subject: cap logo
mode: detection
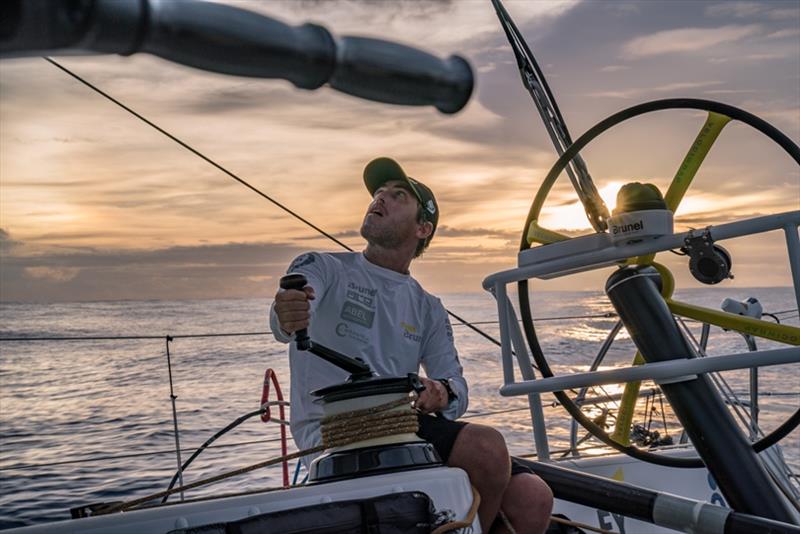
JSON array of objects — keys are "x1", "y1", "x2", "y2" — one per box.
[{"x1": 425, "y1": 200, "x2": 436, "y2": 214}]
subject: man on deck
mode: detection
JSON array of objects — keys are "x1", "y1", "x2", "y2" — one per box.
[{"x1": 270, "y1": 157, "x2": 553, "y2": 533}]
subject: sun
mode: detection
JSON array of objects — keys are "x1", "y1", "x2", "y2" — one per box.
[{"x1": 538, "y1": 181, "x2": 627, "y2": 232}]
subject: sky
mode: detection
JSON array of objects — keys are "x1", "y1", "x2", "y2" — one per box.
[{"x1": 1, "y1": 0, "x2": 799, "y2": 302}]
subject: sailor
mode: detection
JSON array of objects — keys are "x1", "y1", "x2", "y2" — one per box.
[{"x1": 270, "y1": 157, "x2": 553, "y2": 533}]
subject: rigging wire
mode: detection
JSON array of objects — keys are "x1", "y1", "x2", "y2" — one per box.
[
  {"x1": 0, "y1": 437, "x2": 288, "y2": 472},
  {"x1": 490, "y1": 0, "x2": 609, "y2": 231},
  {"x1": 43, "y1": 58, "x2": 351, "y2": 252},
  {"x1": 0, "y1": 312, "x2": 623, "y2": 343},
  {"x1": 0, "y1": 405, "x2": 550, "y2": 474},
  {"x1": 42, "y1": 57, "x2": 506, "y2": 352},
  {"x1": 161, "y1": 403, "x2": 289, "y2": 504},
  {"x1": 0, "y1": 332, "x2": 274, "y2": 342}
]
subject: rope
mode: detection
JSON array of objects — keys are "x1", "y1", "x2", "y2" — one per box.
[
  {"x1": 0, "y1": 332, "x2": 272, "y2": 342},
  {"x1": 0, "y1": 404, "x2": 534, "y2": 473},
  {"x1": 138, "y1": 483, "x2": 301, "y2": 508},
  {"x1": 0, "y1": 312, "x2": 618, "y2": 342},
  {"x1": 108, "y1": 445, "x2": 326, "y2": 514},
  {"x1": 7, "y1": 305, "x2": 793, "y2": 343},
  {"x1": 105, "y1": 397, "x2": 416, "y2": 514},
  {"x1": 550, "y1": 515, "x2": 615, "y2": 534},
  {"x1": 446, "y1": 308, "x2": 506, "y2": 349},
  {"x1": 496, "y1": 510, "x2": 517, "y2": 533},
  {"x1": 162, "y1": 401, "x2": 290, "y2": 504},
  {"x1": 44, "y1": 57, "x2": 352, "y2": 252},
  {"x1": 321, "y1": 412, "x2": 418, "y2": 444},
  {"x1": 0, "y1": 436, "x2": 288, "y2": 472},
  {"x1": 435, "y1": 502, "x2": 616, "y2": 534},
  {"x1": 430, "y1": 485, "x2": 481, "y2": 533},
  {"x1": 414, "y1": 310, "x2": 617, "y2": 355},
  {"x1": 320, "y1": 397, "x2": 417, "y2": 443}
]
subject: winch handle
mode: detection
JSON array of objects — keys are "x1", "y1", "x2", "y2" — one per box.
[
  {"x1": 330, "y1": 37, "x2": 473, "y2": 114},
  {"x1": 0, "y1": 0, "x2": 473, "y2": 114},
  {"x1": 279, "y1": 273, "x2": 374, "y2": 378},
  {"x1": 279, "y1": 273, "x2": 312, "y2": 351}
]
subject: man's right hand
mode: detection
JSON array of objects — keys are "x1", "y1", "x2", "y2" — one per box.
[{"x1": 274, "y1": 286, "x2": 316, "y2": 335}]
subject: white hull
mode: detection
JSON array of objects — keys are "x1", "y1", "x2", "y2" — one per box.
[{"x1": 9, "y1": 467, "x2": 479, "y2": 534}]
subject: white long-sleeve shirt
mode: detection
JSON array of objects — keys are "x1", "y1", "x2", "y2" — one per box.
[{"x1": 270, "y1": 251, "x2": 468, "y2": 454}]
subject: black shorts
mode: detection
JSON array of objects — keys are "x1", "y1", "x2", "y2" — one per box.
[{"x1": 416, "y1": 414, "x2": 534, "y2": 477}]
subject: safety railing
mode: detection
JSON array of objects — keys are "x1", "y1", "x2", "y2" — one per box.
[{"x1": 483, "y1": 211, "x2": 800, "y2": 454}]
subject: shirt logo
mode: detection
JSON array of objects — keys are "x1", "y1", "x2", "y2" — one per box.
[
  {"x1": 347, "y1": 288, "x2": 374, "y2": 307},
  {"x1": 336, "y1": 323, "x2": 348, "y2": 337},
  {"x1": 401, "y1": 321, "x2": 422, "y2": 343},
  {"x1": 341, "y1": 301, "x2": 375, "y2": 328},
  {"x1": 287, "y1": 253, "x2": 315, "y2": 273},
  {"x1": 335, "y1": 322, "x2": 369, "y2": 344},
  {"x1": 340, "y1": 282, "x2": 377, "y2": 328}
]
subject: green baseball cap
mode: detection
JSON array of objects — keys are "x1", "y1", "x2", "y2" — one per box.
[{"x1": 363, "y1": 157, "x2": 439, "y2": 241}]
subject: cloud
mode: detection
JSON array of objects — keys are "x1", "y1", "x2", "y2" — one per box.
[
  {"x1": 604, "y1": 3, "x2": 641, "y2": 16},
  {"x1": 674, "y1": 211, "x2": 768, "y2": 226},
  {"x1": 622, "y1": 25, "x2": 761, "y2": 58},
  {"x1": 731, "y1": 101, "x2": 800, "y2": 133},
  {"x1": 0, "y1": 228, "x2": 21, "y2": 253},
  {"x1": 1, "y1": 0, "x2": 797, "y2": 300},
  {"x1": 766, "y1": 28, "x2": 800, "y2": 39},
  {"x1": 705, "y1": 1, "x2": 798, "y2": 21},
  {"x1": 766, "y1": 8, "x2": 800, "y2": 21},
  {"x1": 435, "y1": 226, "x2": 517, "y2": 240},
  {"x1": 0, "y1": 240, "x2": 317, "y2": 301},
  {"x1": 708, "y1": 53, "x2": 785, "y2": 63},
  {"x1": 234, "y1": 0, "x2": 580, "y2": 53},
  {"x1": 24, "y1": 266, "x2": 80, "y2": 281},
  {"x1": 706, "y1": 2, "x2": 764, "y2": 19},
  {"x1": 587, "y1": 81, "x2": 723, "y2": 99},
  {"x1": 599, "y1": 65, "x2": 629, "y2": 73},
  {"x1": 703, "y1": 89, "x2": 758, "y2": 95}
]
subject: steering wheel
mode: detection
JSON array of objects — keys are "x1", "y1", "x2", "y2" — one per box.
[{"x1": 518, "y1": 98, "x2": 800, "y2": 468}]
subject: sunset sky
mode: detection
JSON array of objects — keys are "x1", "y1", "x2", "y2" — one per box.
[{"x1": 1, "y1": 0, "x2": 799, "y2": 302}]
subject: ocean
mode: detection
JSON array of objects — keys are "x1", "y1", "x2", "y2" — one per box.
[{"x1": 1, "y1": 288, "x2": 798, "y2": 529}]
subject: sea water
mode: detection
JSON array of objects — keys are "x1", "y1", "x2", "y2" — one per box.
[{"x1": 1, "y1": 288, "x2": 798, "y2": 529}]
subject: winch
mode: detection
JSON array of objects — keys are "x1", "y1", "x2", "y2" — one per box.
[
  {"x1": 279, "y1": 273, "x2": 443, "y2": 483},
  {"x1": 607, "y1": 182, "x2": 673, "y2": 245}
]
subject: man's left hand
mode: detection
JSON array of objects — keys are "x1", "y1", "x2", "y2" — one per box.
[{"x1": 415, "y1": 376, "x2": 449, "y2": 414}]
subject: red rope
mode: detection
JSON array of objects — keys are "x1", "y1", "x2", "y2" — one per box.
[{"x1": 261, "y1": 368, "x2": 289, "y2": 487}]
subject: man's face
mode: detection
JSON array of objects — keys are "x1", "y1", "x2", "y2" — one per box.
[{"x1": 360, "y1": 180, "x2": 423, "y2": 249}]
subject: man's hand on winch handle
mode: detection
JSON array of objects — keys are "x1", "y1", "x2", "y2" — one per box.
[
  {"x1": 414, "y1": 376, "x2": 449, "y2": 414},
  {"x1": 274, "y1": 286, "x2": 316, "y2": 335}
]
